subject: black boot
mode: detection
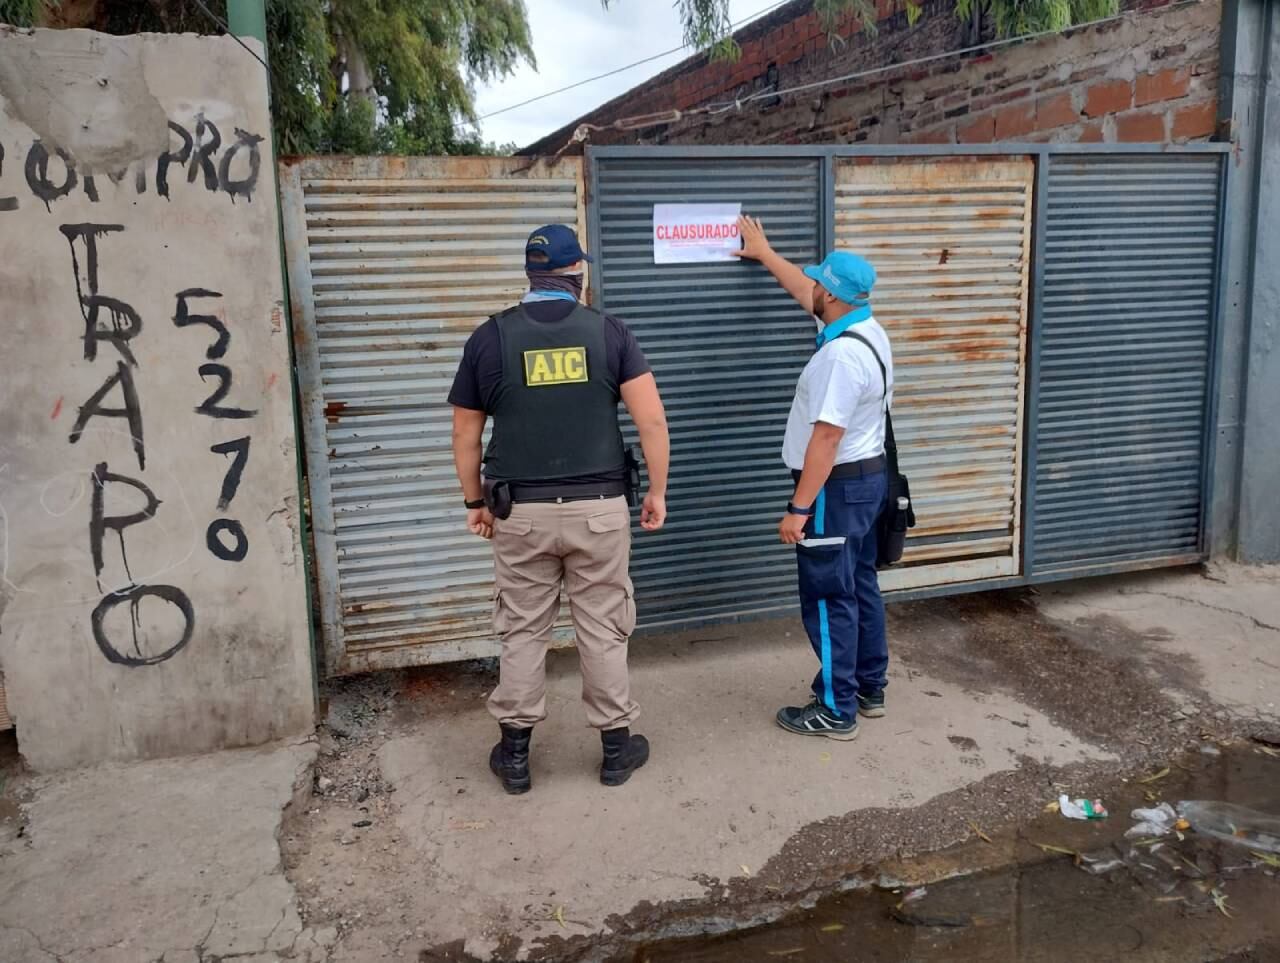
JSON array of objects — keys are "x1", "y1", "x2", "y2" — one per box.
[
  {"x1": 489, "y1": 725, "x2": 532, "y2": 795},
  {"x1": 600, "y1": 727, "x2": 650, "y2": 787}
]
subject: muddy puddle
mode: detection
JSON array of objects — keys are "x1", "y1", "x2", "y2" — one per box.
[{"x1": 628, "y1": 742, "x2": 1280, "y2": 963}]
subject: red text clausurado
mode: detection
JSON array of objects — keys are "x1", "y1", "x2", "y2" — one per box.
[{"x1": 654, "y1": 223, "x2": 740, "y2": 241}]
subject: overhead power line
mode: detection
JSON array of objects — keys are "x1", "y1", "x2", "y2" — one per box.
[
  {"x1": 553, "y1": 0, "x2": 1203, "y2": 151},
  {"x1": 461, "y1": 0, "x2": 793, "y2": 134}
]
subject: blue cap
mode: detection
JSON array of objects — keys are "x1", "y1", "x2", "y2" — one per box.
[
  {"x1": 803, "y1": 251, "x2": 876, "y2": 306},
  {"x1": 525, "y1": 224, "x2": 592, "y2": 271}
]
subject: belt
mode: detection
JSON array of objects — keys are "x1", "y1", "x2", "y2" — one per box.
[
  {"x1": 509, "y1": 481, "x2": 628, "y2": 504},
  {"x1": 791, "y1": 454, "x2": 885, "y2": 483}
]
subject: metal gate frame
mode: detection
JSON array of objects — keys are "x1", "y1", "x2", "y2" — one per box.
[
  {"x1": 281, "y1": 156, "x2": 588, "y2": 675},
  {"x1": 281, "y1": 143, "x2": 1231, "y2": 674},
  {"x1": 586, "y1": 142, "x2": 1232, "y2": 604}
]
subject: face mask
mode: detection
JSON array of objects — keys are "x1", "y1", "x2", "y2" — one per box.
[{"x1": 527, "y1": 269, "x2": 583, "y2": 299}]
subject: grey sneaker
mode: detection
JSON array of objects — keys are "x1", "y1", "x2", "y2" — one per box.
[
  {"x1": 857, "y1": 689, "x2": 886, "y2": 718},
  {"x1": 775, "y1": 700, "x2": 859, "y2": 741}
]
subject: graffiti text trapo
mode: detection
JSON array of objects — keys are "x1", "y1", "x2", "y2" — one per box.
[
  {"x1": 0, "y1": 113, "x2": 264, "y2": 214},
  {"x1": 61, "y1": 209, "x2": 261, "y2": 668}
]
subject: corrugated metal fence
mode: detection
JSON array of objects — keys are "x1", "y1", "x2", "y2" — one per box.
[
  {"x1": 832, "y1": 159, "x2": 1031, "y2": 590},
  {"x1": 592, "y1": 156, "x2": 822, "y2": 626},
  {"x1": 281, "y1": 157, "x2": 585, "y2": 674},
  {"x1": 1027, "y1": 153, "x2": 1224, "y2": 576},
  {"x1": 282, "y1": 146, "x2": 1226, "y2": 675}
]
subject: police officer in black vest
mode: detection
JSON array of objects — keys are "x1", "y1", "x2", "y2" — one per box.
[{"x1": 449, "y1": 224, "x2": 671, "y2": 794}]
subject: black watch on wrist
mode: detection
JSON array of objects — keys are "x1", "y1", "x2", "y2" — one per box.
[
  {"x1": 787, "y1": 501, "x2": 814, "y2": 517},
  {"x1": 464, "y1": 498, "x2": 486, "y2": 510}
]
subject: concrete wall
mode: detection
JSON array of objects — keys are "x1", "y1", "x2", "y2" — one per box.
[
  {"x1": 525, "y1": 0, "x2": 1219, "y2": 152},
  {"x1": 0, "y1": 27, "x2": 314, "y2": 770}
]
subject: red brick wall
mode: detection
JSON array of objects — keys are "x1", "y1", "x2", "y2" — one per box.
[{"x1": 523, "y1": 0, "x2": 1221, "y2": 154}]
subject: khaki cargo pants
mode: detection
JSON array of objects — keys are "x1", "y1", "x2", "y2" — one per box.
[{"x1": 488, "y1": 495, "x2": 640, "y2": 730}]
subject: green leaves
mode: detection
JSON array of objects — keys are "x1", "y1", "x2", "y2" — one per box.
[
  {"x1": 23, "y1": 0, "x2": 1122, "y2": 156},
  {"x1": 0, "y1": 0, "x2": 46, "y2": 27},
  {"x1": 645, "y1": 0, "x2": 1118, "y2": 64},
  {"x1": 22, "y1": 0, "x2": 532, "y2": 157},
  {"x1": 952, "y1": 0, "x2": 1118, "y2": 37}
]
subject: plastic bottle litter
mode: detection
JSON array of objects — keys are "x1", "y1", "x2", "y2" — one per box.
[
  {"x1": 1059, "y1": 795, "x2": 1108, "y2": 820},
  {"x1": 1126, "y1": 802, "x2": 1178, "y2": 839},
  {"x1": 1177, "y1": 800, "x2": 1280, "y2": 854}
]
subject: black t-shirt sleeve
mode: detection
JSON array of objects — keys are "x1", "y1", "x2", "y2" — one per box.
[
  {"x1": 607, "y1": 315, "x2": 652, "y2": 386},
  {"x1": 447, "y1": 322, "x2": 491, "y2": 411}
]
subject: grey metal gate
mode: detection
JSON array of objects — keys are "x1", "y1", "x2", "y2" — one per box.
[
  {"x1": 1027, "y1": 153, "x2": 1225, "y2": 577},
  {"x1": 591, "y1": 155, "x2": 823, "y2": 626},
  {"x1": 282, "y1": 144, "x2": 1229, "y2": 673},
  {"x1": 591, "y1": 149, "x2": 1036, "y2": 627}
]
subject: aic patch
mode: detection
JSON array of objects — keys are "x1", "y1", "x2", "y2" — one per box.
[{"x1": 523, "y1": 347, "x2": 588, "y2": 386}]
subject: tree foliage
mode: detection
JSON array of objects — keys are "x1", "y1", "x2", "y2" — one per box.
[
  {"x1": 0, "y1": 0, "x2": 39, "y2": 26},
  {"x1": 6, "y1": 0, "x2": 533, "y2": 156},
  {"x1": 4, "y1": 0, "x2": 1121, "y2": 155},
  {"x1": 603, "y1": 0, "x2": 1119, "y2": 59}
]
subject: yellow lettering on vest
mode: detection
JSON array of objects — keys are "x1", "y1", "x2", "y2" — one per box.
[
  {"x1": 528, "y1": 353, "x2": 554, "y2": 384},
  {"x1": 523, "y1": 347, "x2": 589, "y2": 386},
  {"x1": 562, "y1": 349, "x2": 585, "y2": 381}
]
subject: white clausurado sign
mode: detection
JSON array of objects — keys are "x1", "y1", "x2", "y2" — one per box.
[{"x1": 652, "y1": 203, "x2": 743, "y2": 264}]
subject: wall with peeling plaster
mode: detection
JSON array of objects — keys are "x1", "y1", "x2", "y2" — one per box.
[{"x1": 0, "y1": 27, "x2": 314, "y2": 770}]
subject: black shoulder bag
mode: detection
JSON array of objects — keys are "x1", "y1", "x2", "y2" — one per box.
[{"x1": 839, "y1": 332, "x2": 916, "y2": 568}]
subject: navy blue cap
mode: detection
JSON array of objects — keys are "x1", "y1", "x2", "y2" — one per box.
[{"x1": 525, "y1": 224, "x2": 592, "y2": 271}]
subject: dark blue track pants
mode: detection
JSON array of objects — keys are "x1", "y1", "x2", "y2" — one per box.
[{"x1": 796, "y1": 470, "x2": 889, "y2": 718}]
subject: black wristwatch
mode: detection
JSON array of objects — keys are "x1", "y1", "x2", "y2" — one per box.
[
  {"x1": 787, "y1": 501, "x2": 814, "y2": 517},
  {"x1": 464, "y1": 498, "x2": 486, "y2": 510}
]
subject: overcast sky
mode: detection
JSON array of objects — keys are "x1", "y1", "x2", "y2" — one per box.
[{"x1": 469, "y1": 0, "x2": 774, "y2": 150}]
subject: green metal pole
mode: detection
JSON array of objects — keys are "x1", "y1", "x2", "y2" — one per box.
[
  {"x1": 226, "y1": 0, "x2": 324, "y2": 705},
  {"x1": 225, "y1": 0, "x2": 268, "y2": 48}
]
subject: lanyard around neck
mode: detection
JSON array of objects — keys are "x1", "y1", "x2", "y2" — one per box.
[
  {"x1": 522, "y1": 290, "x2": 578, "y2": 304},
  {"x1": 814, "y1": 304, "x2": 872, "y2": 349}
]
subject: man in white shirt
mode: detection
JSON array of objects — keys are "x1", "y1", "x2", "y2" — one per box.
[{"x1": 735, "y1": 216, "x2": 893, "y2": 741}]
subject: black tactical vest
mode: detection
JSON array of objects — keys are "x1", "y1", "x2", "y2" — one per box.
[{"x1": 483, "y1": 303, "x2": 627, "y2": 482}]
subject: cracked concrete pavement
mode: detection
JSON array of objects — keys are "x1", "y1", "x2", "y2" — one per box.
[
  {"x1": 287, "y1": 563, "x2": 1279, "y2": 961},
  {"x1": 1, "y1": 563, "x2": 1277, "y2": 962},
  {"x1": 1036, "y1": 562, "x2": 1280, "y2": 720},
  {"x1": 0, "y1": 740, "x2": 329, "y2": 963}
]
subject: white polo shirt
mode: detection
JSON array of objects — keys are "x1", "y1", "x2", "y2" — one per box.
[{"x1": 782, "y1": 317, "x2": 894, "y2": 471}]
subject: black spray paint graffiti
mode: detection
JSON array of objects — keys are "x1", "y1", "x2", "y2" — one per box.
[
  {"x1": 174, "y1": 290, "x2": 258, "y2": 563},
  {"x1": 1, "y1": 114, "x2": 264, "y2": 215},
  {"x1": 64, "y1": 224, "x2": 193, "y2": 666},
  {"x1": 0, "y1": 143, "x2": 18, "y2": 212},
  {"x1": 209, "y1": 436, "x2": 250, "y2": 510},
  {"x1": 174, "y1": 288, "x2": 229, "y2": 359},
  {"x1": 207, "y1": 436, "x2": 251, "y2": 562},
  {"x1": 87, "y1": 463, "x2": 194, "y2": 667},
  {"x1": 91, "y1": 583, "x2": 195, "y2": 667},
  {"x1": 68, "y1": 361, "x2": 145, "y2": 471},
  {"x1": 61, "y1": 223, "x2": 262, "y2": 668},
  {"x1": 61, "y1": 224, "x2": 146, "y2": 469}
]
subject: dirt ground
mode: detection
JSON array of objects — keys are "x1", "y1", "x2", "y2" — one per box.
[
  {"x1": 1, "y1": 563, "x2": 1274, "y2": 962},
  {"x1": 277, "y1": 562, "x2": 1280, "y2": 962}
]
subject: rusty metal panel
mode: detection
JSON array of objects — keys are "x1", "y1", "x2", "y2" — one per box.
[
  {"x1": 281, "y1": 156, "x2": 585, "y2": 675},
  {"x1": 834, "y1": 158, "x2": 1033, "y2": 590}
]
